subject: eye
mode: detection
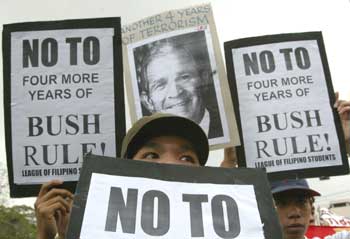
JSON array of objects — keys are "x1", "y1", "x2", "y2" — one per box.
[
  {"x1": 142, "y1": 152, "x2": 159, "y2": 160},
  {"x1": 180, "y1": 74, "x2": 191, "y2": 81},
  {"x1": 150, "y1": 79, "x2": 166, "y2": 92},
  {"x1": 295, "y1": 197, "x2": 309, "y2": 207},
  {"x1": 179, "y1": 155, "x2": 196, "y2": 164},
  {"x1": 274, "y1": 198, "x2": 288, "y2": 207},
  {"x1": 153, "y1": 83, "x2": 165, "y2": 91}
]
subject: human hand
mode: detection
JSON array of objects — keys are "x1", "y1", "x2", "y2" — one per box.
[
  {"x1": 334, "y1": 92, "x2": 350, "y2": 146},
  {"x1": 220, "y1": 147, "x2": 238, "y2": 168},
  {"x1": 35, "y1": 180, "x2": 74, "y2": 239}
]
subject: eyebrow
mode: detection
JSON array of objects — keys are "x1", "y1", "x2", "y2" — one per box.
[
  {"x1": 142, "y1": 141, "x2": 164, "y2": 153},
  {"x1": 149, "y1": 77, "x2": 166, "y2": 86},
  {"x1": 176, "y1": 70, "x2": 196, "y2": 77}
]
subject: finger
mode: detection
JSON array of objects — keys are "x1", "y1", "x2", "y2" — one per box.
[
  {"x1": 43, "y1": 188, "x2": 73, "y2": 203},
  {"x1": 37, "y1": 196, "x2": 72, "y2": 216},
  {"x1": 35, "y1": 180, "x2": 64, "y2": 209},
  {"x1": 36, "y1": 188, "x2": 73, "y2": 208},
  {"x1": 339, "y1": 105, "x2": 350, "y2": 115},
  {"x1": 338, "y1": 100, "x2": 350, "y2": 109},
  {"x1": 334, "y1": 92, "x2": 339, "y2": 107},
  {"x1": 37, "y1": 180, "x2": 64, "y2": 198},
  {"x1": 54, "y1": 207, "x2": 67, "y2": 223},
  {"x1": 45, "y1": 195, "x2": 72, "y2": 213},
  {"x1": 37, "y1": 201, "x2": 69, "y2": 219},
  {"x1": 224, "y1": 147, "x2": 235, "y2": 155}
]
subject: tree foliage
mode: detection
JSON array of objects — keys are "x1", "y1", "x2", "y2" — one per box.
[
  {"x1": 0, "y1": 160, "x2": 10, "y2": 205},
  {"x1": 0, "y1": 155, "x2": 37, "y2": 238},
  {"x1": 0, "y1": 205, "x2": 36, "y2": 239}
]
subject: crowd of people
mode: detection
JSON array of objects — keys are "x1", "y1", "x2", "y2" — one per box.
[
  {"x1": 33, "y1": 28, "x2": 350, "y2": 239},
  {"x1": 34, "y1": 96, "x2": 350, "y2": 239}
]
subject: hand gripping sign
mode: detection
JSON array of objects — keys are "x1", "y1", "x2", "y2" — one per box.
[
  {"x1": 224, "y1": 32, "x2": 349, "y2": 180},
  {"x1": 2, "y1": 18, "x2": 125, "y2": 197},
  {"x1": 67, "y1": 155, "x2": 282, "y2": 238}
]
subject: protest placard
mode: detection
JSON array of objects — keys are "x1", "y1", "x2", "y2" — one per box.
[
  {"x1": 2, "y1": 18, "x2": 125, "y2": 197},
  {"x1": 67, "y1": 155, "x2": 282, "y2": 238},
  {"x1": 319, "y1": 208, "x2": 350, "y2": 227},
  {"x1": 224, "y1": 32, "x2": 349, "y2": 180},
  {"x1": 122, "y1": 4, "x2": 239, "y2": 149}
]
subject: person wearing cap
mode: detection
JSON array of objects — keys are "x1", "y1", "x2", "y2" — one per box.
[
  {"x1": 271, "y1": 179, "x2": 350, "y2": 239},
  {"x1": 35, "y1": 113, "x2": 209, "y2": 239},
  {"x1": 120, "y1": 112, "x2": 209, "y2": 166},
  {"x1": 270, "y1": 179, "x2": 320, "y2": 239}
]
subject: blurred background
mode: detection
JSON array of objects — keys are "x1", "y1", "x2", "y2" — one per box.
[{"x1": 0, "y1": 0, "x2": 349, "y2": 237}]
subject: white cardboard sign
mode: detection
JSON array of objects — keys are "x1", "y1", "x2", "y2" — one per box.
[{"x1": 80, "y1": 173, "x2": 264, "y2": 238}]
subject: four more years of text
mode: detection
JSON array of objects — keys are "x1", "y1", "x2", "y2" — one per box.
[{"x1": 22, "y1": 73, "x2": 99, "y2": 101}]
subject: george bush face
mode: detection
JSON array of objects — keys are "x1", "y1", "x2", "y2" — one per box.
[{"x1": 142, "y1": 48, "x2": 205, "y2": 124}]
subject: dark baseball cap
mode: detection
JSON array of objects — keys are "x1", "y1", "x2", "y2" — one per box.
[
  {"x1": 120, "y1": 113, "x2": 209, "y2": 166},
  {"x1": 270, "y1": 179, "x2": 320, "y2": 196}
]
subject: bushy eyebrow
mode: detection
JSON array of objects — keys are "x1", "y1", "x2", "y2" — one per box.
[{"x1": 148, "y1": 77, "x2": 166, "y2": 88}]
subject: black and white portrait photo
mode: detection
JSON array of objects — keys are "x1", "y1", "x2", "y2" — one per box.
[{"x1": 129, "y1": 30, "x2": 224, "y2": 140}]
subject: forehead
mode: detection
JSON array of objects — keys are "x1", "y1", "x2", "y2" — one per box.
[
  {"x1": 147, "y1": 49, "x2": 196, "y2": 68},
  {"x1": 138, "y1": 135, "x2": 197, "y2": 156}
]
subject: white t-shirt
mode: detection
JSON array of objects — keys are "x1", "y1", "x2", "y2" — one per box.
[
  {"x1": 308, "y1": 231, "x2": 350, "y2": 239},
  {"x1": 324, "y1": 231, "x2": 350, "y2": 239}
]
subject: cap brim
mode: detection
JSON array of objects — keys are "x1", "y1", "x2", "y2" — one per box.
[{"x1": 272, "y1": 185, "x2": 321, "y2": 196}]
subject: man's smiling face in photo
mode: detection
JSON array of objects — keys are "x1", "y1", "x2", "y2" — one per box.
[{"x1": 143, "y1": 46, "x2": 205, "y2": 124}]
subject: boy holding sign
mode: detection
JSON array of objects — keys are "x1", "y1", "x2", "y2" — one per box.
[{"x1": 35, "y1": 113, "x2": 209, "y2": 239}]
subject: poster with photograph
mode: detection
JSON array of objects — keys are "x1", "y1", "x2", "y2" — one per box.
[
  {"x1": 67, "y1": 155, "x2": 282, "y2": 238},
  {"x1": 123, "y1": 4, "x2": 239, "y2": 149},
  {"x1": 2, "y1": 18, "x2": 125, "y2": 197},
  {"x1": 224, "y1": 32, "x2": 349, "y2": 180}
]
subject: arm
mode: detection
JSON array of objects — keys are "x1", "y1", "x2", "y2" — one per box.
[
  {"x1": 220, "y1": 147, "x2": 238, "y2": 168},
  {"x1": 35, "y1": 180, "x2": 74, "y2": 239}
]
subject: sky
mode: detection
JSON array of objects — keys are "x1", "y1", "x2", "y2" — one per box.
[{"x1": 0, "y1": 0, "x2": 349, "y2": 207}]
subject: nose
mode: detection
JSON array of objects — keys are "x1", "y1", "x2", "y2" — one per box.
[
  {"x1": 167, "y1": 79, "x2": 183, "y2": 98},
  {"x1": 287, "y1": 205, "x2": 302, "y2": 219}
]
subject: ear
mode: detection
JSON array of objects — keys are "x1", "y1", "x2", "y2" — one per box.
[
  {"x1": 198, "y1": 69, "x2": 213, "y2": 93},
  {"x1": 199, "y1": 69, "x2": 211, "y2": 85},
  {"x1": 197, "y1": 69, "x2": 212, "y2": 96},
  {"x1": 140, "y1": 91, "x2": 155, "y2": 112}
]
